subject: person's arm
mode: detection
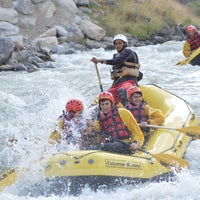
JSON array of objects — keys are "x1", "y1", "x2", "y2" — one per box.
[
  {"x1": 106, "y1": 49, "x2": 138, "y2": 65},
  {"x1": 145, "y1": 105, "x2": 165, "y2": 126},
  {"x1": 91, "y1": 49, "x2": 138, "y2": 66},
  {"x1": 93, "y1": 120, "x2": 104, "y2": 141},
  {"x1": 49, "y1": 130, "x2": 62, "y2": 144},
  {"x1": 119, "y1": 108, "x2": 144, "y2": 147},
  {"x1": 48, "y1": 115, "x2": 64, "y2": 144},
  {"x1": 183, "y1": 41, "x2": 191, "y2": 58}
]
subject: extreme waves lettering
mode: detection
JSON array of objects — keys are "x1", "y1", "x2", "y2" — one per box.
[{"x1": 105, "y1": 159, "x2": 142, "y2": 169}]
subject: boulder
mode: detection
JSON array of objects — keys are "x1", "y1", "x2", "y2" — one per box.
[
  {"x1": 80, "y1": 20, "x2": 105, "y2": 41},
  {"x1": 0, "y1": 38, "x2": 15, "y2": 65},
  {"x1": 0, "y1": 22, "x2": 19, "y2": 36},
  {"x1": 0, "y1": 7, "x2": 19, "y2": 24}
]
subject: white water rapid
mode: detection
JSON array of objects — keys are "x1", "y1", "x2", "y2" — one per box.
[{"x1": 0, "y1": 41, "x2": 200, "y2": 200}]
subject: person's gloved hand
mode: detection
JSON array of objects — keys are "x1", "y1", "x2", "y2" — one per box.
[
  {"x1": 91, "y1": 57, "x2": 100, "y2": 63},
  {"x1": 129, "y1": 142, "x2": 139, "y2": 150}
]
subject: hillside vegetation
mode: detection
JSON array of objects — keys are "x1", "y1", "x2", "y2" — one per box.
[{"x1": 89, "y1": 0, "x2": 200, "y2": 39}]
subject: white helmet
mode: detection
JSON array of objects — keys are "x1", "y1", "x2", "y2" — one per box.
[{"x1": 113, "y1": 34, "x2": 128, "y2": 45}]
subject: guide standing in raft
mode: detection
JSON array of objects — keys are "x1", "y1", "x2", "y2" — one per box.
[{"x1": 91, "y1": 34, "x2": 143, "y2": 105}]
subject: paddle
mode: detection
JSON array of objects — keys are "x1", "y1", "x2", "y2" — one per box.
[
  {"x1": 143, "y1": 124, "x2": 200, "y2": 138},
  {"x1": 96, "y1": 131, "x2": 189, "y2": 169},
  {"x1": 0, "y1": 167, "x2": 29, "y2": 192},
  {"x1": 94, "y1": 63, "x2": 103, "y2": 92},
  {"x1": 175, "y1": 58, "x2": 189, "y2": 66}
]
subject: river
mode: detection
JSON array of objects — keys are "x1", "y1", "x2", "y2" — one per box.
[{"x1": 0, "y1": 41, "x2": 200, "y2": 200}]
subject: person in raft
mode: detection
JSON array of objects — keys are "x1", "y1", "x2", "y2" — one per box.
[
  {"x1": 49, "y1": 98, "x2": 101, "y2": 150},
  {"x1": 91, "y1": 34, "x2": 143, "y2": 105},
  {"x1": 49, "y1": 98, "x2": 87, "y2": 146},
  {"x1": 183, "y1": 25, "x2": 200, "y2": 58},
  {"x1": 93, "y1": 91, "x2": 144, "y2": 154},
  {"x1": 125, "y1": 86, "x2": 165, "y2": 141}
]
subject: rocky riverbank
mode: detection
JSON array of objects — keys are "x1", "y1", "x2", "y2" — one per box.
[{"x1": 0, "y1": 0, "x2": 187, "y2": 72}]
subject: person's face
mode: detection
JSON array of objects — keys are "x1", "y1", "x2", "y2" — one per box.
[
  {"x1": 131, "y1": 92, "x2": 142, "y2": 105},
  {"x1": 99, "y1": 100, "x2": 112, "y2": 114},
  {"x1": 187, "y1": 29, "x2": 195, "y2": 37},
  {"x1": 69, "y1": 110, "x2": 82, "y2": 118},
  {"x1": 114, "y1": 39, "x2": 126, "y2": 52}
]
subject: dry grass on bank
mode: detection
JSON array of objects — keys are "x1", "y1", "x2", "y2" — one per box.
[{"x1": 91, "y1": 0, "x2": 200, "y2": 38}]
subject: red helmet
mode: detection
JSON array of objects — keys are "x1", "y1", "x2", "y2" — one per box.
[
  {"x1": 186, "y1": 25, "x2": 196, "y2": 33},
  {"x1": 66, "y1": 99, "x2": 84, "y2": 112},
  {"x1": 98, "y1": 91, "x2": 115, "y2": 104},
  {"x1": 128, "y1": 86, "x2": 142, "y2": 100}
]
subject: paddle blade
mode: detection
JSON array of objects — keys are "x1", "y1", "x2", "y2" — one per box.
[
  {"x1": 176, "y1": 57, "x2": 189, "y2": 66},
  {"x1": 152, "y1": 154, "x2": 190, "y2": 169},
  {"x1": 178, "y1": 126, "x2": 200, "y2": 135},
  {"x1": 0, "y1": 168, "x2": 18, "y2": 191},
  {"x1": 0, "y1": 167, "x2": 30, "y2": 192},
  {"x1": 176, "y1": 60, "x2": 187, "y2": 66}
]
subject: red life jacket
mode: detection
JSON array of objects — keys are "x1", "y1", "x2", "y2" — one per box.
[
  {"x1": 187, "y1": 32, "x2": 200, "y2": 51},
  {"x1": 126, "y1": 103, "x2": 148, "y2": 123},
  {"x1": 98, "y1": 107, "x2": 131, "y2": 139},
  {"x1": 108, "y1": 80, "x2": 136, "y2": 105}
]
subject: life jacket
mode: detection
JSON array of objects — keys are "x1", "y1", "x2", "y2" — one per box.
[
  {"x1": 187, "y1": 32, "x2": 200, "y2": 51},
  {"x1": 98, "y1": 107, "x2": 131, "y2": 139},
  {"x1": 62, "y1": 114, "x2": 85, "y2": 140},
  {"x1": 107, "y1": 80, "x2": 136, "y2": 106},
  {"x1": 112, "y1": 48, "x2": 139, "y2": 70},
  {"x1": 126, "y1": 103, "x2": 148, "y2": 123},
  {"x1": 110, "y1": 48, "x2": 140, "y2": 84},
  {"x1": 126, "y1": 103, "x2": 149, "y2": 134}
]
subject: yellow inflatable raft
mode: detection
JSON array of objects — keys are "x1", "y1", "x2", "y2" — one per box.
[
  {"x1": 0, "y1": 84, "x2": 199, "y2": 195},
  {"x1": 176, "y1": 47, "x2": 200, "y2": 66}
]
